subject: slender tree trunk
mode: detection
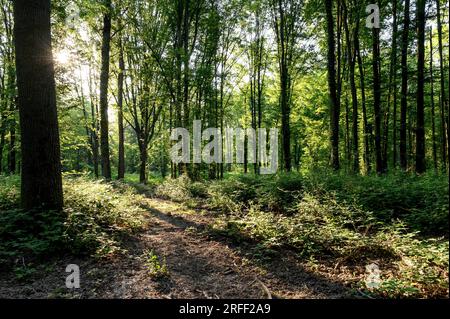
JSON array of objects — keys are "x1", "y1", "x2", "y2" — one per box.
[
  {"x1": 117, "y1": 37, "x2": 125, "y2": 180},
  {"x1": 430, "y1": 28, "x2": 438, "y2": 171},
  {"x1": 99, "y1": 0, "x2": 112, "y2": 180},
  {"x1": 372, "y1": 21, "x2": 383, "y2": 174},
  {"x1": 355, "y1": 30, "x2": 370, "y2": 174},
  {"x1": 385, "y1": 0, "x2": 398, "y2": 172},
  {"x1": 139, "y1": 140, "x2": 148, "y2": 184},
  {"x1": 436, "y1": 0, "x2": 448, "y2": 170},
  {"x1": 415, "y1": 0, "x2": 426, "y2": 174},
  {"x1": 400, "y1": 0, "x2": 410, "y2": 170},
  {"x1": 13, "y1": 0, "x2": 63, "y2": 210},
  {"x1": 277, "y1": 1, "x2": 292, "y2": 172},
  {"x1": 343, "y1": 3, "x2": 359, "y2": 173},
  {"x1": 325, "y1": 0, "x2": 340, "y2": 170}
]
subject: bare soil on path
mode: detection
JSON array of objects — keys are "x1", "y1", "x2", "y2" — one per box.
[{"x1": 0, "y1": 198, "x2": 354, "y2": 299}]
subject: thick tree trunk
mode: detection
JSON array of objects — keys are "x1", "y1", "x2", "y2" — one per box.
[
  {"x1": 99, "y1": 0, "x2": 112, "y2": 180},
  {"x1": 400, "y1": 0, "x2": 410, "y2": 170},
  {"x1": 117, "y1": 37, "x2": 125, "y2": 180},
  {"x1": 415, "y1": 0, "x2": 426, "y2": 174},
  {"x1": 325, "y1": 0, "x2": 340, "y2": 171},
  {"x1": 13, "y1": 0, "x2": 63, "y2": 210}
]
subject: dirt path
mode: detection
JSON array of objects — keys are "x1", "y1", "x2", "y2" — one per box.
[{"x1": 0, "y1": 198, "x2": 353, "y2": 299}]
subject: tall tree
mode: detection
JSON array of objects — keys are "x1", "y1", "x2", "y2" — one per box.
[
  {"x1": 272, "y1": 0, "x2": 302, "y2": 172},
  {"x1": 117, "y1": 36, "x2": 125, "y2": 180},
  {"x1": 436, "y1": 0, "x2": 448, "y2": 170},
  {"x1": 386, "y1": 0, "x2": 398, "y2": 170},
  {"x1": 372, "y1": 2, "x2": 383, "y2": 174},
  {"x1": 343, "y1": 0, "x2": 359, "y2": 173},
  {"x1": 400, "y1": 0, "x2": 410, "y2": 170},
  {"x1": 13, "y1": 0, "x2": 63, "y2": 210},
  {"x1": 415, "y1": 0, "x2": 426, "y2": 173},
  {"x1": 430, "y1": 27, "x2": 438, "y2": 171},
  {"x1": 325, "y1": 0, "x2": 340, "y2": 171},
  {"x1": 99, "y1": 0, "x2": 112, "y2": 180}
]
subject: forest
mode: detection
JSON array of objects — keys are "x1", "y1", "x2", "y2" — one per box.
[{"x1": 0, "y1": 0, "x2": 449, "y2": 299}]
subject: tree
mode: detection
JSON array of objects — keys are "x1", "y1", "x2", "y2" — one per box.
[
  {"x1": 325, "y1": 0, "x2": 340, "y2": 171},
  {"x1": 272, "y1": 0, "x2": 302, "y2": 172},
  {"x1": 399, "y1": 0, "x2": 410, "y2": 170},
  {"x1": 99, "y1": 0, "x2": 113, "y2": 180},
  {"x1": 371, "y1": 1, "x2": 382, "y2": 174},
  {"x1": 415, "y1": 0, "x2": 426, "y2": 174},
  {"x1": 430, "y1": 27, "x2": 438, "y2": 171},
  {"x1": 117, "y1": 35, "x2": 125, "y2": 180},
  {"x1": 13, "y1": 0, "x2": 63, "y2": 210},
  {"x1": 436, "y1": 0, "x2": 448, "y2": 170}
]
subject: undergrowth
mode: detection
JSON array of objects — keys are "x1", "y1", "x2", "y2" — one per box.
[
  {"x1": 0, "y1": 175, "x2": 147, "y2": 268},
  {"x1": 155, "y1": 172, "x2": 449, "y2": 298}
]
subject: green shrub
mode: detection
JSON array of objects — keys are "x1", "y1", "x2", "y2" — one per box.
[{"x1": 0, "y1": 176, "x2": 147, "y2": 265}]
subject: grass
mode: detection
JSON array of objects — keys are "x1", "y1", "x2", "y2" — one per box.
[
  {"x1": 155, "y1": 172, "x2": 449, "y2": 298},
  {"x1": 1, "y1": 171, "x2": 448, "y2": 298},
  {"x1": 0, "y1": 174, "x2": 148, "y2": 269}
]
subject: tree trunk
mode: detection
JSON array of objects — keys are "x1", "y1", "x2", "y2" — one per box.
[
  {"x1": 139, "y1": 140, "x2": 148, "y2": 184},
  {"x1": 436, "y1": 0, "x2": 448, "y2": 170},
  {"x1": 117, "y1": 36, "x2": 125, "y2": 180},
  {"x1": 13, "y1": 0, "x2": 63, "y2": 210},
  {"x1": 355, "y1": 29, "x2": 370, "y2": 174},
  {"x1": 372, "y1": 23, "x2": 383, "y2": 174},
  {"x1": 430, "y1": 27, "x2": 438, "y2": 171},
  {"x1": 400, "y1": 0, "x2": 410, "y2": 170},
  {"x1": 385, "y1": 0, "x2": 398, "y2": 172},
  {"x1": 415, "y1": 0, "x2": 426, "y2": 174},
  {"x1": 325, "y1": 0, "x2": 340, "y2": 171},
  {"x1": 343, "y1": 3, "x2": 359, "y2": 173},
  {"x1": 99, "y1": 0, "x2": 112, "y2": 180}
]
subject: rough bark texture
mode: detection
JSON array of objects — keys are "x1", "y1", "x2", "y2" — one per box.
[
  {"x1": 13, "y1": 0, "x2": 63, "y2": 210},
  {"x1": 99, "y1": 0, "x2": 112, "y2": 180}
]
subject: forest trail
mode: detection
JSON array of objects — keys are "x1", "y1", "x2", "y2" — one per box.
[{"x1": 0, "y1": 197, "x2": 353, "y2": 299}]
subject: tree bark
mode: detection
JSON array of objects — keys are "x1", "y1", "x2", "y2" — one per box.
[
  {"x1": 13, "y1": 0, "x2": 63, "y2": 210},
  {"x1": 355, "y1": 29, "x2": 370, "y2": 174},
  {"x1": 429, "y1": 27, "x2": 438, "y2": 171},
  {"x1": 117, "y1": 36, "x2": 125, "y2": 180},
  {"x1": 415, "y1": 0, "x2": 426, "y2": 174},
  {"x1": 99, "y1": 0, "x2": 112, "y2": 180},
  {"x1": 400, "y1": 0, "x2": 410, "y2": 170},
  {"x1": 325, "y1": 0, "x2": 340, "y2": 171},
  {"x1": 436, "y1": 0, "x2": 448, "y2": 170},
  {"x1": 372, "y1": 23, "x2": 383, "y2": 174}
]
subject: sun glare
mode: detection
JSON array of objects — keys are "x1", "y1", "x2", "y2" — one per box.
[{"x1": 55, "y1": 50, "x2": 70, "y2": 65}]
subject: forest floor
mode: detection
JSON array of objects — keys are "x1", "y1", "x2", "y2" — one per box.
[{"x1": 0, "y1": 196, "x2": 354, "y2": 299}]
